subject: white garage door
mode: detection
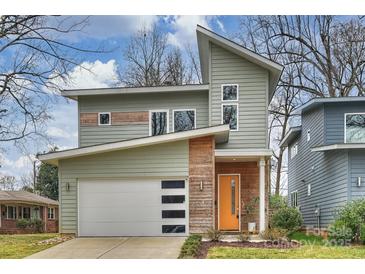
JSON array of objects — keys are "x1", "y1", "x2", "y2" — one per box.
[{"x1": 78, "y1": 179, "x2": 188, "y2": 236}]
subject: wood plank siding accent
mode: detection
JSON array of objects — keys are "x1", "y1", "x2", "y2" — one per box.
[
  {"x1": 80, "y1": 111, "x2": 148, "y2": 127},
  {"x1": 215, "y1": 161, "x2": 269, "y2": 232},
  {"x1": 80, "y1": 113, "x2": 98, "y2": 126},
  {"x1": 189, "y1": 136, "x2": 215, "y2": 233}
]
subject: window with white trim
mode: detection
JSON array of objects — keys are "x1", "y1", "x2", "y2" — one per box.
[
  {"x1": 149, "y1": 110, "x2": 168, "y2": 136},
  {"x1": 222, "y1": 84, "x2": 239, "y2": 101},
  {"x1": 22, "y1": 207, "x2": 31, "y2": 219},
  {"x1": 307, "y1": 184, "x2": 312, "y2": 196},
  {"x1": 290, "y1": 191, "x2": 298, "y2": 207},
  {"x1": 290, "y1": 143, "x2": 298, "y2": 159},
  {"x1": 48, "y1": 207, "x2": 55, "y2": 219},
  {"x1": 307, "y1": 129, "x2": 311, "y2": 142},
  {"x1": 222, "y1": 104, "x2": 238, "y2": 131},
  {"x1": 6, "y1": 206, "x2": 17, "y2": 219},
  {"x1": 98, "y1": 112, "x2": 111, "y2": 125},
  {"x1": 345, "y1": 113, "x2": 365, "y2": 143},
  {"x1": 173, "y1": 109, "x2": 196, "y2": 132}
]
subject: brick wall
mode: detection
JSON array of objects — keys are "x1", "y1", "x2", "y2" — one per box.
[
  {"x1": 189, "y1": 136, "x2": 215, "y2": 233},
  {"x1": 215, "y1": 161, "x2": 262, "y2": 232}
]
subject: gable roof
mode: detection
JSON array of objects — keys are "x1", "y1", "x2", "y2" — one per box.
[
  {"x1": 38, "y1": 125, "x2": 230, "y2": 165},
  {"x1": 196, "y1": 25, "x2": 283, "y2": 101},
  {"x1": 61, "y1": 84, "x2": 209, "y2": 100},
  {"x1": 293, "y1": 97, "x2": 365, "y2": 116},
  {"x1": 0, "y1": 191, "x2": 58, "y2": 206}
]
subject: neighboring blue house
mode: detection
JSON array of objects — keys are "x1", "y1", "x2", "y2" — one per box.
[{"x1": 280, "y1": 97, "x2": 365, "y2": 229}]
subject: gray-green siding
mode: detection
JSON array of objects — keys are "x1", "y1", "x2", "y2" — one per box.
[
  {"x1": 58, "y1": 140, "x2": 189, "y2": 234},
  {"x1": 79, "y1": 91, "x2": 209, "y2": 147},
  {"x1": 210, "y1": 43, "x2": 269, "y2": 149}
]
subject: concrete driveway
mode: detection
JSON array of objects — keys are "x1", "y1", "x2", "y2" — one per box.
[{"x1": 26, "y1": 237, "x2": 185, "y2": 259}]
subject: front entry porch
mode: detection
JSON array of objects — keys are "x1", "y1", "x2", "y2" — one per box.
[{"x1": 214, "y1": 155, "x2": 270, "y2": 233}]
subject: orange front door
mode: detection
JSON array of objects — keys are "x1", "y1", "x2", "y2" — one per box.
[{"x1": 219, "y1": 175, "x2": 240, "y2": 231}]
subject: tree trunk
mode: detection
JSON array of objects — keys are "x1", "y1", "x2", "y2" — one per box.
[{"x1": 274, "y1": 115, "x2": 289, "y2": 195}]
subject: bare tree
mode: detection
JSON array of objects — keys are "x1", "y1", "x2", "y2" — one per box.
[
  {"x1": 121, "y1": 24, "x2": 201, "y2": 87},
  {"x1": 0, "y1": 175, "x2": 16, "y2": 190},
  {"x1": 0, "y1": 16, "x2": 106, "y2": 149},
  {"x1": 239, "y1": 16, "x2": 365, "y2": 195}
]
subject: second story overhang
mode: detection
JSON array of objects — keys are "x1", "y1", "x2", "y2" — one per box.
[{"x1": 311, "y1": 143, "x2": 365, "y2": 152}]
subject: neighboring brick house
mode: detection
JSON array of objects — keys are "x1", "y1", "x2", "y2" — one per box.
[
  {"x1": 0, "y1": 191, "x2": 59, "y2": 234},
  {"x1": 38, "y1": 25, "x2": 283, "y2": 237}
]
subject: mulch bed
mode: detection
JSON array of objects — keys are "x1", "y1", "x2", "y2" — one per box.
[{"x1": 196, "y1": 240, "x2": 301, "y2": 259}]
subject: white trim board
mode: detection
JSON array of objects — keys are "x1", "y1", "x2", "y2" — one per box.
[
  {"x1": 215, "y1": 149, "x2": 272, "y2": 157},
  {"x1": 38, "y1": 125, "x2": 230, "y2": 165},
  {"x1": 311, "y1": 143, "x2": 365, "y2": 152}
]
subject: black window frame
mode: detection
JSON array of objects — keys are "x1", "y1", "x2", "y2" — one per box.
[
  {"x1": 162, "y1": 225, "x2": 186, "y2": 233},
  {"x1": 162, "y1": 210, "x2": 185, "y2": 219},
  {"x1": 161, "y1": 180, "x2": 185, "y2": 189},
  {"x1": 161, "y1": 195, "x2": 185, "y2": 204}
]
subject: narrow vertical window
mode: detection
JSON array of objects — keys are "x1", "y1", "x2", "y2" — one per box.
[
  {"x1": 149, "y1": 110, "x2": 168, "y2": 136},
  {"x1": 222, "y1": 104, "x2": 238, "y2": 130},
  {"x1": 307, "y1": 129, "x2": 311, "y2": 142}
]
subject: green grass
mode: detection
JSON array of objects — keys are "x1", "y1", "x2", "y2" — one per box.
[
  {"x1": 207, "y1": 245, "x2": 365, "y2": 259},
  {"x1": 206, "y1": 232, "x2": 365, "y2": 259},
  {"x1": 179, "y1": 234, "x2": 202, "y2": 258},
  {"x1": 289, "y1": 231, "x2": 324, "y2": 245},
  {"x1": 0, "y1": 233, "x2": 60, "y2": 259}
]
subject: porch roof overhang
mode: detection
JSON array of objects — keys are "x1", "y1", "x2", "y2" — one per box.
[
  {"x1": 215, "y1": 149, "x2": 272, "y2": 162},
  {"x1": 38, "y1": 125, "x2": 230, "y2": 166},
  {"x1": 311, "y1": 143, "x2": 365, "y2": 152}
]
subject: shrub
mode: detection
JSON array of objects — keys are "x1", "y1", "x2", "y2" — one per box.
[
  {"x1": 30, "y1": 219, "x2": 44, "y2": 233},
  {"x1": 271, "y1": 207, "x2": 303, "y2": 232},
  {"x1": 260, "y1": 228, "x2": 288, "y2": 241},
  {"x1": 206, "y1": 228, "x2": 222, "y2": 242},
  {"x1": 332, "y1": 199, "x2": 365, "y2": 243},
  {"x1": 269, "y1": 195, "x2": 287, "y2": 212},
  {"x1": 178, "y1": 234, "x2": 202, "y2": 258},
  {"x1": 237, "y1": 233, "x2": 250, "y2": 242},
  {"x1": 360, "y1": 223, "x2": 365, "y2": 244},
  {"x1": 16, "y1": 219, "x2": 30, "y2": 229},
  {"x1": 328, "y1": 220, "x2": 353, "y2": 246}
]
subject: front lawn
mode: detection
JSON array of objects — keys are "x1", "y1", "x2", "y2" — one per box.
[
  {"x1": 0, "y1": 233, "x2": 62, "y2": 259},
  {"x1": 206, "y1": 232, "x2": 365, "y2": 259}
]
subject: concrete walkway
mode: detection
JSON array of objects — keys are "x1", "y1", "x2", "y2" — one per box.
[{"x1": 27, "y1": 237, "x2": 186, "y2": 259}]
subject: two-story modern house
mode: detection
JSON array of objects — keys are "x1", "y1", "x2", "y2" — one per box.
[
  {"x1": 38, "y1": 25, "x2": 283, "y2": 237},
  {"x1": 280, "y1": 97, "x2": 365, "y2": 229}
]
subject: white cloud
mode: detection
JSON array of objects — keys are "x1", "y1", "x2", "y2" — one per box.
[
  {"x1": 166, "y1": 16, "x2": 214, "y2": 48},
  {"x1": 216, "y1": 18, "x2": 226, "y2": 33},
  {"x1": 63, "y1": 59, "x2": 119, "y2": 89},
  {"x1": 46, "y1": 127, "x2": 72, "y2": 139}
]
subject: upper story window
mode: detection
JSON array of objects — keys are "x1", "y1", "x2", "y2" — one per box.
[
  {"x1": 173, "y1": 109, "x2": 196, "y2": 132},
  {"x1": 290, "y1": 143, "x2": 298, "y2": 159},
  {"x1": 98, "y1": 112, "x2": 111, "y2": 125},
  {"x1": 149, "y1": 110, "x2": 168, "y2": 136},
  {"x1": 221, "y1": 84, "x2": 239, "y2": 101},
  {"x1": 222, "y1": 104, "x2": 238, "y2": 131},
  {"x1": 290, "y1": 191, "x2": 298, "y2": 207},
  {"x1": 307, "y1": 129, "x2": 311, "y2": 142},
  {"x1": 345, "y1": 113, "x2": 365, "y2": 143}
]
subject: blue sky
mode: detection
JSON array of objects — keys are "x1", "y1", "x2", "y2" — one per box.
[{"x1": 0, "y1": 15, "x2": 242, "y2": 186}]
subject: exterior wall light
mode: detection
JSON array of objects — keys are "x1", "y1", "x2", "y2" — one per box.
[
  {"x1": 357, "y1": 177, "x2": 362, "y2": 187},
  {"x1": 199, "y1": 181, "x2": 203, "y2": 191},
  {"x1": 66, "y1": 182, "x2": 70, "y2": 192}
]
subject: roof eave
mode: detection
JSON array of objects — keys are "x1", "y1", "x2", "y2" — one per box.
[
  {"x1": 38, "y1": 125, "x2": 230, "y2": 166},
  {"x1": 279, "y1": 127, "x2": 302, "y2": 148},
  {"x1": 311, "y1": 143, "x2": 365, "y2": 152},
  {"x1": 196, "y1": 25, "x2": 283, "y2": 102}
]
